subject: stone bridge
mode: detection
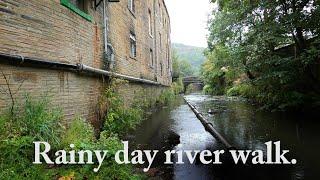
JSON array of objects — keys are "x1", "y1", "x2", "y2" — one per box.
[{"x1": 182, "y1": 76, "x2": 204, "y2": 93}]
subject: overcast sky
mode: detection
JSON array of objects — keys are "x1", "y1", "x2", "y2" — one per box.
[{"x1": 164, "y1": 0, "x2": 213, "y2": 48}]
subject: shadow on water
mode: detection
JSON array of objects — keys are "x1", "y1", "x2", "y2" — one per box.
[{"x1": 131, "y1": 93, "x2": 320, "y2": 180}]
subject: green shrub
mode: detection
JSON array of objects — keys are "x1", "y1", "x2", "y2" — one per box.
[
  {"x1": 157, "y1": 89, "x2": 175, "y2": 106},
  {"x1": 0, "y1": 95, "x2": 143, "y2": 180},
  {"x1": 203, "y1": 84, "x2": 213, "y2": 94},
  {"x1": 61, "y1": 117, "x2": 95, "y2": 149},
  {"x1": 171, "y1": 78, "x2": 184, "y2": 95},
  {"x1": 226, "y1": 83, "x2": 258, "y2": 98},
  {"x1": 226, "y1": 83, "x2": 308, "y2": 111},
  {"x1": 0, "y1": 95, "x2": 62, "y2": 179},
  {"x1": 103, "y1": 79, "x2": 179, "y2": 138},
  {"x1": 104, "y1": 107, "x2": 142, "y2": 137},
  {"x1": 103, "y1": 82, "x2": 143, "y2": 137},
  {"x1": 57, "y1": 119, "x2": 142, "y2": 180}
]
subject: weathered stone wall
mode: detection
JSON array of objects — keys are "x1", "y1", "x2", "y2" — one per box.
[
  {"x1": 0, "y1": 0, "x2": 171, "y2": 123},
  {"x1": 116, "y1": 82, "x2": 167, "y2": 108},
  {"x1": 0, "y1": 0, "x2": 102, "y2": 123},
  {"x1": 107, "y1": 0, "x2": 172, "y2": 85},
  {"x1": 0, "y1": 0, "x2": 104, "y2": 67},
  {"x1": 0, "y1": 64, "x2": 102, "y2": 124}
]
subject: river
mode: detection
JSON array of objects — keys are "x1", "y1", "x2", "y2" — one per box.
[{"x1": 132, "y1": 93, "x2": 320, "y2": 180}]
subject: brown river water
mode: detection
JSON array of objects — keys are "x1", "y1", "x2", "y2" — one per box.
[{"x1": 131, "y1": 93, "x2": 320, "y2": 180}]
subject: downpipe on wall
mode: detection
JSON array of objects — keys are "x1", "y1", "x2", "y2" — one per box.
[{"x1": 102, "y1": 0, "x2": 115, "y2": 70}]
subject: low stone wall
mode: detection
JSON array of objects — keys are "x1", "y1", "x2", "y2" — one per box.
[
  {"x1": 116, "y1": 82, "x2": 167, "y2": 108},
  {"x1": 0, "y1": 64, "x2": 101, "y2": 123}
]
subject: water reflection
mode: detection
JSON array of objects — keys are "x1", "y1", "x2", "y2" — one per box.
[
  {"x1": 187, "y1": 94, "x2": 320, "y2": 180},
  {"x1": 133, "y1": 94, "x2": 320, "y2": 180}
]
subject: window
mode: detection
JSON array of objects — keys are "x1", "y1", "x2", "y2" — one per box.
[
  {"x1": 130, "y1": 32, "x2": 137, "y2": 58},
  {"x1": 159, "y1": 3, "x2": 162, "y2": 23},
  {"x1": 167, "y1": 44, "x2": 170, "y2": 69},
  {"x1": 148, "y1": 9, "x2": 153, "y2": 36},
  {"x1": 60, "y1": 0, "x2": 92, "y2": 22},
  {"x1": 70, "y1": 0, "x2": 88, "y2": 13},
  {"x1": 159, "y1": 33, "x2": 162, "y2": 50},
  {"x1": 160, "y1": 63, "x2": 163, "y2": 76},
  {"x1": 128, "y1": 0, "x2": 135, "y2": 13},
  {"x1": 150, "y1": 49, "x2": 154, "y2": 67}
]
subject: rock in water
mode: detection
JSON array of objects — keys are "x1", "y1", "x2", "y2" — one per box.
[{"x1": 166, "y1": 130, "x2": 180, "y2": 146}]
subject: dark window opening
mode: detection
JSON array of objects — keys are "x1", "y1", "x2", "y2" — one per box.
[
  {"x1": 148, "y1": 9, "x2": 153, "y2": 36},
  {"x1": 60, "y1": 0, "x2": 92, "y2": 21},
  {"x1": 150, "y1": 49, "x2": 154, "y2": 67},
  {"x1": 70, "y1": 0, "x2": 89, "y2": 13}
]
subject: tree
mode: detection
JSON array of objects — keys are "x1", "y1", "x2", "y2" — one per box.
[
  {"x1": 172, "y1": 50, "x2": 195, "y2": 78},
  {"x1": 204, "y1": 0, "x2": 320, "y2": 110}
]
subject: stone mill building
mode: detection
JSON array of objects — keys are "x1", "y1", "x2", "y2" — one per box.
[{"x1": 0, "y1": 0, "x2": 172, "y2": 123}]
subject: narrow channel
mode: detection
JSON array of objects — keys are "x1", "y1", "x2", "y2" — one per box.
[{"x1": 132, "y1": 93, "x2": 320, "y2": 180}]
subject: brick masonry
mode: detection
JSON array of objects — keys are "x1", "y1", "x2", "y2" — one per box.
[{"x1": 0, "y1": 0, "x2": 172, "y2": 124}]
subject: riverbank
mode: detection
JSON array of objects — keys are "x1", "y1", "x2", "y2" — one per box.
[
  {"x1": 0, "y1": 80, "x2": 178, "y2": 179},
  {"x1": 131, "y1": 93, "x2": 320, "y2": 180}
]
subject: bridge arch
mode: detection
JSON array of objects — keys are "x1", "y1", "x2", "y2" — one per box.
[{"x1": 182, "y1": 76, "x2": 204, "y2": 93}]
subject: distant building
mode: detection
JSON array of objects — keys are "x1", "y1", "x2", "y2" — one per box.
[{"x1": 0, "y1": 0, "x2": 172, "y2": 122}]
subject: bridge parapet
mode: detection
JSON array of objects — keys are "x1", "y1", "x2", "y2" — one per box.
[{"x1": 182, "y1": 76, "x2": 204, "y2": 93}]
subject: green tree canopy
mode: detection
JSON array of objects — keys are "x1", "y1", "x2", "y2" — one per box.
[
  {"x1": 172, "y1": 50, "x2": 195, "y2": 78},
  {"x1": 203, "y1": 0, "x2": 320, "y2": 110}
]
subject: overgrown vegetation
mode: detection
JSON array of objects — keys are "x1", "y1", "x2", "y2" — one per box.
[
  {"x1": 171, "y1": 48, "x2": 193, "y2": 94},
  {"x1": 103, "y1": 80, "x2": 143, "y2": 137},
  {"x1": 172, "y1": 49, "x2": 195, "y2": 78},
  {"x1": 202, "y1": 0, "x2": 320, "y2": 111},
  {"x1": 171, "y1": 77, "x2": 184, "y2": 95},
  {"x1": 172, "y1": 43, "x2": 206, "y2": 75},
  {"x1": 0, "y1": 96, "x2": 62, "y2": 179},
  {"x1": 0, "y1": 77, "x2": 180, "y2": 179},
  {"x1": 0, "y1": 95, "x2": 142, "y2": 179}
]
